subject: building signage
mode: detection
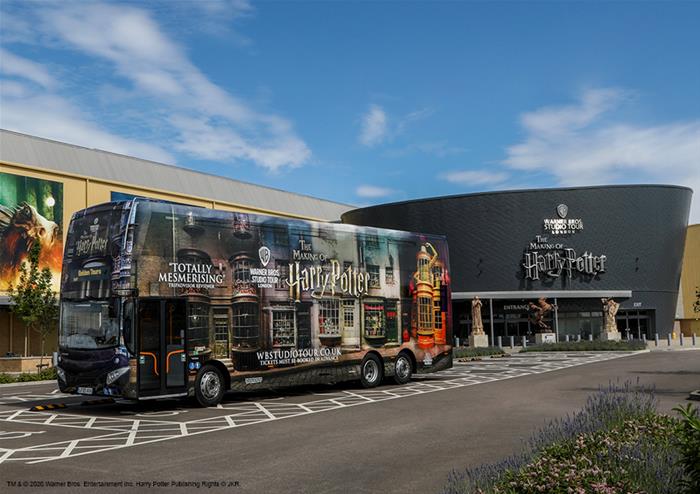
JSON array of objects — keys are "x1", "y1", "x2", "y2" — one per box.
[
  {"x1": 158, "y1": 262, "x2": 225, "y2": 289},
  {"x1": 522, "y1": 235, "x2": 606, "y2": 280},
  {"x1": 543, "y1": 204, "x2": 584, "y2": 235},
  {"x1": 503, "y1": 303, "x2": 530, "y2": 312},
  {"x1": 523, "y1": 205, "x2": 605, "y2": 280}
]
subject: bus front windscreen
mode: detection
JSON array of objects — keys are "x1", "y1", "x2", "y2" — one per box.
[
  {"x1": 60, "y1": 300, "x2": 119, "y2": 349},
  {"x1": 60, "y1": 202, "x2": 129, "y2": 350}
]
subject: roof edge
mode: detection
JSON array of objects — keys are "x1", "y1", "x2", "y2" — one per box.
[
  {"x1": 343, "y1": 183, "x2": 694, "y2": 213},
  {"x1": 0, "y1": 128, "x2": 355, "y2": 209}
]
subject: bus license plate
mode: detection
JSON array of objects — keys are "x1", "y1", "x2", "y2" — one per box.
[{"x1": 77, "y1": 387, "x2": 93, "y2": 395}]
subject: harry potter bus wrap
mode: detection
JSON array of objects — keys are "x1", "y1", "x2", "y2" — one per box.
[{"x1": 58, "y1": 199, "x2": 452, "y2": 402}]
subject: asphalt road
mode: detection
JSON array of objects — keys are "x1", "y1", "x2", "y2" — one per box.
[{"x1": 1, "y1": 350, "x2": 698, "y2": 494}]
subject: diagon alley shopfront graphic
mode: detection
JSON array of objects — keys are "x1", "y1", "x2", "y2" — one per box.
[{"x1": 70, "y1": 201, "x2": 453, "y2": 375}]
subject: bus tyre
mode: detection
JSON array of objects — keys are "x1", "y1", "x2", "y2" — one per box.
[
  {"x1": 393, "y1": 352, "x2": 413, "y2": 385},
  {"x1": 360, "y1": 354, "x2": 383, "y2": 388},
  {"x1": 195, "y1": 365, "x2": 224, "y2": 407}
]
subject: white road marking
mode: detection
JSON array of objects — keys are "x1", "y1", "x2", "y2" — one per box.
[
  {"x1": 0, "y1": 351, "x2": 641, "y2": 465},
  {"x1": 0, "y1": 431, "x2": 45, "y2": 440},
  {"x1": 254, "y1": 402, "x2": 277, "y2": 420}
]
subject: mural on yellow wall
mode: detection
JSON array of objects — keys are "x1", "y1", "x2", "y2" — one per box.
[{"x1": 0, "y1": 172, "x2": 63, "y2": 292}]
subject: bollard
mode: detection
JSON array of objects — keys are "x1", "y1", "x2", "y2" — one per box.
[
  {"x1": 510, "y1": 335, "x2": 514, "y2": 349},
  {"x1": 588, "y1": 334, "x2": 593, "y2": 342},
  {"x1": 667, "y1": 334, "x2": 672, "y2": 346},
  {"x1": 455, "y1": 336, "x2": 460, "y2": 347},
  {"x1": 642, "y1": 334, "x2": 647, "y2": 344},
  {"x1": 655, "y1": 333, "x2": 659, "y2": 346},
  {"x1": 522, "y1": 336, "x2": 527, "y2": 348},
  {"x1": 577, "y1": 335, "x2": 581, "y2": 342},
  {"x1": 497, "y1": 336, "x2": 502, "y2": 348},
  {"x1": 694, "y1": 333, "x2": 697, "y2": 346},
  {"x1": 565, "y1": 334, "x2": 570, "y2": 342},
  {"x1": 680, "y1": 332, "x2": 684, "y2": 346}
]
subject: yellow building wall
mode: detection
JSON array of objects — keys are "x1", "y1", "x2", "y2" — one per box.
[
  {"x1": 1, "y1": 160, "x2": 325, "y2": 221},
  {"x1": 0, "y1": 309, "x2": 57, "y2": 357},
  {"x1": 1, "y1": 159, "x2": 326, "y2": 357},
  {"x1": 678, "y1": 224, "x2": 700, "y2": 335},
  {"x1": 87, "y1": 180, "x2": 212, "y2": 209}
]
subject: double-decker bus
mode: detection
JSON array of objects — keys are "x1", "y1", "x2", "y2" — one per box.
[{"x1": 57, "y1": 199, "x2": 452, "y2": 406}]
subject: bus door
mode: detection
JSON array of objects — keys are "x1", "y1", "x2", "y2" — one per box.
[{"x1": 138, "y1": 299, "x2": 187, "y2": 397}]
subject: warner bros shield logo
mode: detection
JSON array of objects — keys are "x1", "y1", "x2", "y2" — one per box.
[
  {"x1": 258, "y1": 246, "x2": 271, "y2": 267},
  {"x1": 556, "y1": 204, "x2": 569, "y2": 219}
]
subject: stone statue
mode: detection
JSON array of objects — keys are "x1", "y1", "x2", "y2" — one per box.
[
  {"x1": 471, "y1": 296, "x2": 485, "y2": 335},
  {"x1": 602, "y1": 298, "x2": 620, "y2": 332},
  {"x1": 528, "y1": 297, "x2": 555, "y2": 333}
]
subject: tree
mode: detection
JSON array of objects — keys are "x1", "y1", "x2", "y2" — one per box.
[{"x1": 8, "y1": 242, "x2": 59, "y2": 371}]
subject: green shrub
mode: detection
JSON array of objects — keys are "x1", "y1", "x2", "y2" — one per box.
[
  {"x1": 520, "y1": 339, "x2": 646, "y2": 352},
  {"x1": 16, "y1": 372, "x2": 37, "y2": 382},
  {"x1": 453, "y1": 346, "x2": 506, "y2": 359},
  {"x1": 674, "y1": 404, "x2": 700, "y2": 493},
  {"x1": 0, "y1": 367, "x2": 57, "y2": 384}
]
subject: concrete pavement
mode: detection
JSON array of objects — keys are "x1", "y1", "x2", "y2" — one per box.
[{"x1": 0, "y1": 351, "x2": 697, "y2": 493}]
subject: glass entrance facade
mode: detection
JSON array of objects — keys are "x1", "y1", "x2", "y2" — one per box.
[{"x1": 453, "y1": 298, "x2": 656, "y2": 343}]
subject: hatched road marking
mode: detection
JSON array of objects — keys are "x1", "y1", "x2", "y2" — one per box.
[{"x1": 0, "y1": 351, "x2": 639, "y2": 465}]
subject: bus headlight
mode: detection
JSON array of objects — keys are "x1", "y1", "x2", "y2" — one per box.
[
  {"x1": 106, "y1": 367, "x2": 130, "y2": 385},
  {"x1": 56, "y1": 366, "x2": 66, "y2": 382}
]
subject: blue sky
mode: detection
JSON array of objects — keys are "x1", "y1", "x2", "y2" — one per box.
[{"x1": 1, "y1": 1, "x2": 699, "y2": 221}]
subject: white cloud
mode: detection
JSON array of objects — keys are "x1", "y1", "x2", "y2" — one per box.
[
  {"x1": 359, "y1": 104, "x2": 388, "y2": 147},
  {"x1": 195, "y1": 0, "x2": 254, "y2": 18},
  {"x1": 170, "y1": 115, "x2": 309, "y2": 170},
  {"x1": 441, "y1": 170, "x2": 509, "y2": 185},
  {"x1": 356, "y1": 184, "x2": 396, "y2": 198},
  {"x1": 0, "y1": 48, "x2": 55, "y2": 88},
  {"x1": 519, "y1": 88, "x2": 627, "y2": 137},
  {"x1": 395, "y1": 107, "x2": 435, "y2": 135},
  {"x1": 359, "y1": 104, "x2": 435, "y2": 148},
  {"x1": 0, "y1": 82, "x2": 174, "y2": 164},
  {"x1": 385, "y1": 140, "x2": 468, "y2": 159},
  {"x1": 8, "y1": 2, "x2": 310, "y2": 172},
  {"x1": 504, "y1": 88, "x2": 700, "y2": 222}
]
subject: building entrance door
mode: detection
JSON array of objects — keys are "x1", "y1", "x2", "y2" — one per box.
[{"x1": 616, "y1": 310, "x2": 654, "y2": 339}]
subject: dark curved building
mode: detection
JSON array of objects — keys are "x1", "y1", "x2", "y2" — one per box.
[{"x1": 342, "y1": 185, "x2": 693, "y2": 342}]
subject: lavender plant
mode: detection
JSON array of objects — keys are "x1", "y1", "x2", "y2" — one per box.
[{"x1": 442, "y1": 381, "x2": 683, "y2": 494}]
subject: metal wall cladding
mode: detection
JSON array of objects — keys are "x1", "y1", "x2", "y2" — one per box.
[
  {"x1": 0, "y1": 130, "x2": 352, "y2": 221},
  {"x1": 342, "y1": 185, "x2": 693, "y2": 334}
]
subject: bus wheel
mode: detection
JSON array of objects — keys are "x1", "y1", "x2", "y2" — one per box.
[
  {"x1": 195, "y1": 365, "x2": 224, "y2": 407},
  {"x1": 393, "y1": 352, "x2": 413, "y2": 385},
  {"x1": 360, "y1": 354, "x2": 383, "y2": 388}
]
